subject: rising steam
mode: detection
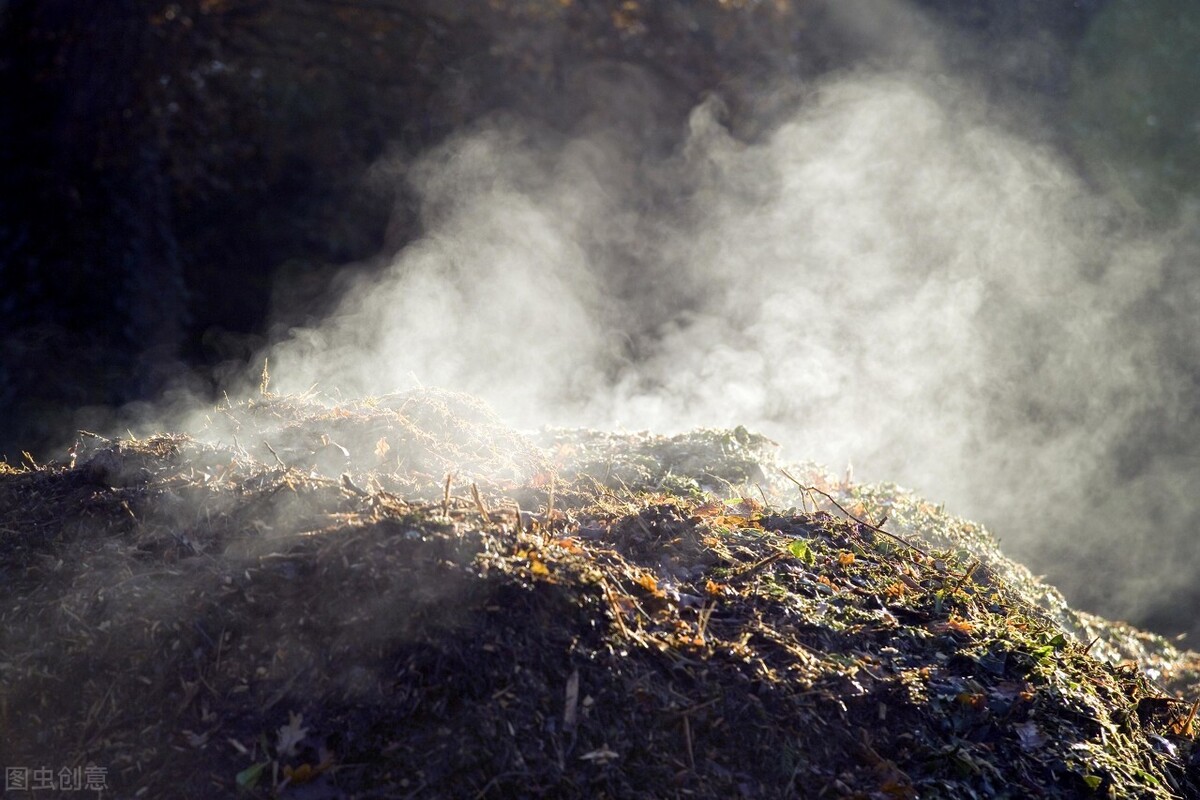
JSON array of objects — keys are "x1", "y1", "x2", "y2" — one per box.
[{"x1": 265, "y1": 20, "x2": 1199, "y2": 632}]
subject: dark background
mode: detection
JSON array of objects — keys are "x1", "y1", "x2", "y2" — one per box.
[{"x1": 2, "y1": 0, "x2": 1198, "y2": 636}]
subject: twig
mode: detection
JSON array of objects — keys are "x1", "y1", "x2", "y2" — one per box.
[
  {"x1": 230, "y1": 433, "x2": 250, "y2": 460},
  {"x1": 214, "y1": 627, "x2": 226, "y2": 676},
  {"x1": 600, "y1": 579, "x2": 631, "y2": 638},
  {"x1": 341, "y1": 473, "x2": 369, "y2": 497},
  {"x1": 779, "y1": 469, "x2": 930, "y2": 559},
  {"x1": 262, "y1": 441, "x2": 286, "y2": 468},
  {"x1": 697, "y1": 603, "x2": 715, "y2": 640},
  {"x1": 947, "y1": 560, "x2": 979, "y2": 592},
  {"x1": 667, "y1": 697, "x2": 721, "y2": 717},
  {"x1": 442, "y1": 473, "x2": 452, "y2": 518},
  {"x1": 729, "y1": 551, "x2": 787, "y2": 583},
  {"x1": 1180, "y1": 700, "x2": 1200, "y2": 737},
  {"x1": 471, "y1": 484, "x2": 491, "y2": 523},
  {"x1": 682, "y1": 714, "x2": 695, "y2": 771}
]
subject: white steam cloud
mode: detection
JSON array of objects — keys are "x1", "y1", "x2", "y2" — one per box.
[{"x1": 267, "y1": 64, "x2": 1197, "y2": 626}]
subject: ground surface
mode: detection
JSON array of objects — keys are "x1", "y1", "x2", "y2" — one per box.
[{"x1": 2, "y1": 389, "x2": 1198, "y2": 798}]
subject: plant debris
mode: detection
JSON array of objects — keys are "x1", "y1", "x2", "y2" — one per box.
[{"x1": 2, "y1": 389, "x2": 1198, "y2": 798}]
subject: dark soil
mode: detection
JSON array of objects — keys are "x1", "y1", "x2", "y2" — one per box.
[{"x1": 2, "y1": 389, "x2": 1198, "y2": 799}]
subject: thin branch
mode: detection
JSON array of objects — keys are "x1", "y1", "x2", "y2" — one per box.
[
  {"x1": 471, "y1": 483, "x2": 490, "y2": 523},
  {"x1": 779, "y1": 469, "x2": 931, "y2": 559}
]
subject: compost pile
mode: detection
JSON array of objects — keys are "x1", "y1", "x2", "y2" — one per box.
[{"x1": 2, "y1": 389, "x2": 1199, "y2": 799}]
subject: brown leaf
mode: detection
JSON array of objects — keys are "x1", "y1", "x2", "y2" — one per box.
[{"x1": 1015, "y1": 721, "x2": 1046, "y2": 751}]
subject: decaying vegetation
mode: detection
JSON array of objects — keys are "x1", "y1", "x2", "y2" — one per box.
[{"x1": 2, "y1": 389, "x2": 1198, "y2": 798}]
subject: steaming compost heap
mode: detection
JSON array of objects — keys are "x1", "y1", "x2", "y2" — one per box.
[{"x1": 2, "y1": 389, "x2": 1199, "y2": 798}]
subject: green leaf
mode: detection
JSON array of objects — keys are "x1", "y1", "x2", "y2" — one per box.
[
  {"x1": 1134, "y1": 769, "x2": 1161, "y2": 787},
  {"x1": 788, "y1": 539, "x2": 814, "y2": 565},
  {"x1": 236, "y1": 762, "x2": 269, "y2": 790},
  {"x1": 1082, "y1": 774, "x2": 1102, "y2": 791}
]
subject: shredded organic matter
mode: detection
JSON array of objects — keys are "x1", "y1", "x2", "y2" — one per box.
[{"x1": 1, "y1": 389, "x2": 1198, "y2": 798}]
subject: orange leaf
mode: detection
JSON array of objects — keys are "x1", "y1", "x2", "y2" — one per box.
[
  {"x1": 634, "y1": 573, "x2": 663, "y2": 596},
  {"x1": 931, "y1": 615, "x2": 974, "y2": 636},
  {"x1": 1170, "y1": 700, "x2": 1200, "y2": 737},
  {"x1": 284, "y1": 763, "x2": 318, "y2": 785},
  {"x1": 956, "y1": 692, "x2": 987, "y2": 710}
]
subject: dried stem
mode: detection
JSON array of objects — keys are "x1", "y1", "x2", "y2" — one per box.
[
  {"x1": 779, "y1": 469, "x2": 931, "y2": 559},
  {"x1": 471, "y1": 483, "x2": 490, "y2": 522}
]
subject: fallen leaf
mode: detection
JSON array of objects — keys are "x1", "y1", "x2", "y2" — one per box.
[
  {"x1": 236, "y1": 762, "x2": 268, "y2": 789},
  {"x1": 1170, "y1": 700, "x2": 1200, "y2": 737},
  {"x1": 788, "y1": 539, "x2": 815, "y2": 565},
  {"x1": 881, "y1": 778, "x2": 918, "y2": 799},
  {"x1": 635, "y1": 573, "x2": 662, "y2": 596},
  {"x1": 276, "y1": 711, "x2": 309, "y2": 758},
  {"x1": 1015, "y1": 721, "x2": 1047, "y2": 751},
  {"x1": 564, "y1": 670, "x2": 580, "y2": 731},
  {"x1": 931, "y1": 615, "x2": 974, "y2": 636},
  {"x1": 283, "y1": 763, "x2": 318, "y2": 785},
  {"x1": 956, "y1": 692, "x2": 987, "y2": 710}
]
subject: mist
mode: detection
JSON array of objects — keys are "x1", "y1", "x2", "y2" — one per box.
[{"x1": 260, "y1": 4, "x2": 1200, "y2": 635}]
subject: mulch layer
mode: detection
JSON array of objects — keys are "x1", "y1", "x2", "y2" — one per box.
[{"x1": 2, "y1": 389, "x2": 1198, "y2": 799}]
